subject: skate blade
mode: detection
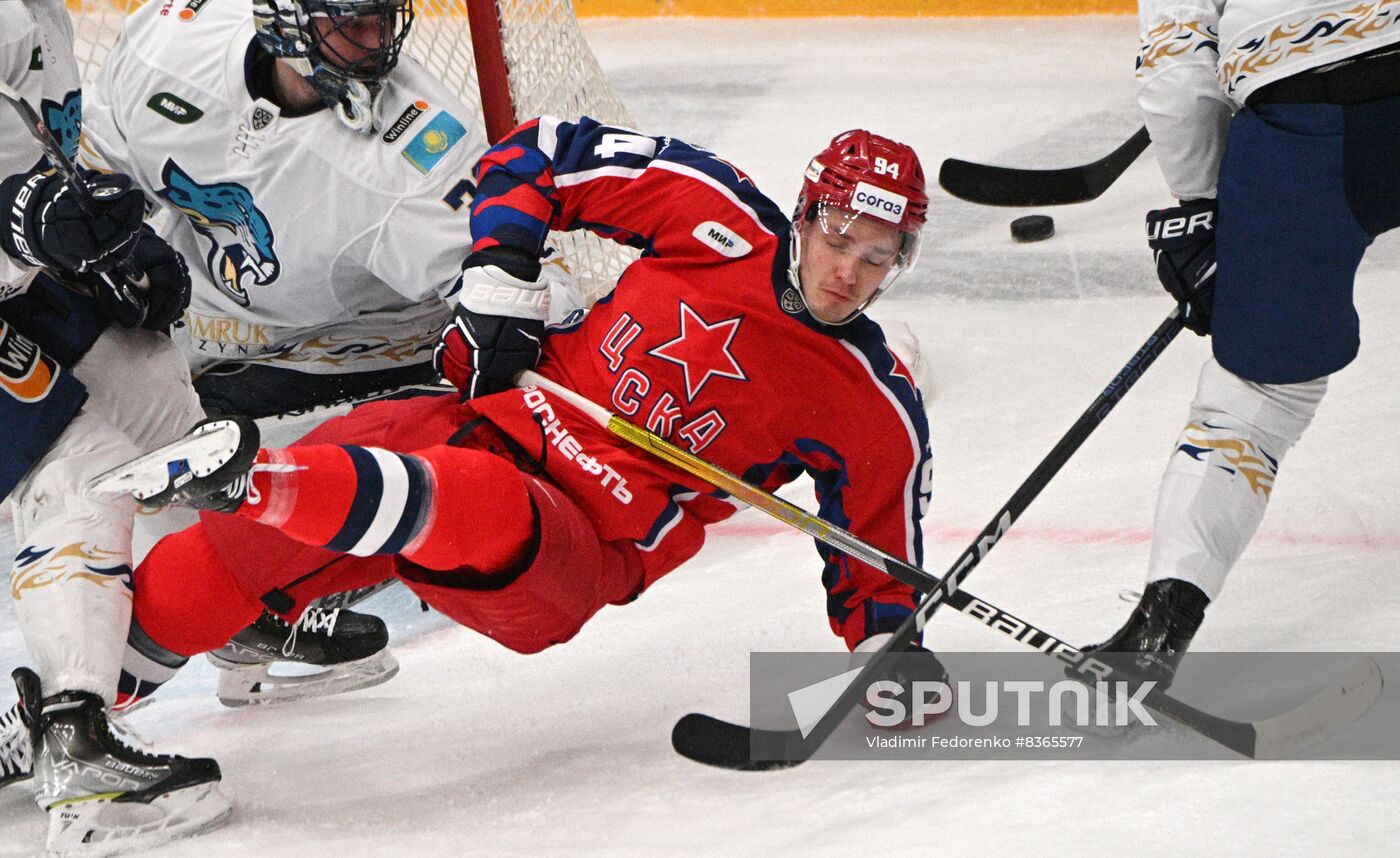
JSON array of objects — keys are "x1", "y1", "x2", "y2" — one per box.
[
  {"x1": 44, "y1": 781, "x2": 232, "y2": 858},
  {"x1": 86, "y1": 422, "x2": 243, "y2": 499},
  {"x1": 208, "y1": 649, "x2": 401, "y2": 707}
]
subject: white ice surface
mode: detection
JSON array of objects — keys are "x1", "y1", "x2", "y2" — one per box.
[{"x1": 4, "y1": 16, "x2": 1399, "y2": 857}]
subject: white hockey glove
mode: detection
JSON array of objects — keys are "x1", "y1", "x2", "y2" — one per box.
[
  {"x1": 869, "y1": 315, "x2": 934, "y2": 403},
  {"x1": 435, "y1": 249, "x2": 550, "y2": 400}
]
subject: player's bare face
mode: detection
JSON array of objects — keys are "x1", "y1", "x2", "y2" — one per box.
[{"x1": 798, "y1": 209, "x2": 902, "y2": 323}]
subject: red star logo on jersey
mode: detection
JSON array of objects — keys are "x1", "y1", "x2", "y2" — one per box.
[
  {"x1": 648, "y1": 302, "x2": 749, "y2": 402},
  {"x1": 886, "y1": 345, "x2": 917, "y2": 392}
]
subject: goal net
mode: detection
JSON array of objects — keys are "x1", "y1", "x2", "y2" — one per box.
[{"x1": 67, "y1": 0, "x2": 639, "y2": 304}]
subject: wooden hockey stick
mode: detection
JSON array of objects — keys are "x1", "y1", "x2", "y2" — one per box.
[{"x1": 939, "y1": 126, "x2": 1150, "y2": 207}]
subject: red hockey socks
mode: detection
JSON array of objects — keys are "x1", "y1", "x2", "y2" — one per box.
[
  {"x1": 242, "y1": 444, "x2": 535, "y2": 574},
  {"x1": 132, "y1": 524, "x2": 264, "y2": 658}
]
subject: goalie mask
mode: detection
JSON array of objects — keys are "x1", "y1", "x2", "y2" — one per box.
[
  {"x1": 788, "y1": 129, "x2": 928, "y2": 325},
  {"x1": 253, "y1": 0, "x2": 414, "y2": 134}
]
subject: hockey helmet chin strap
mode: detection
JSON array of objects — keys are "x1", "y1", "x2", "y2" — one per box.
[{"x1": 289, "y1": 55, "x2": 382, "y2": 134}]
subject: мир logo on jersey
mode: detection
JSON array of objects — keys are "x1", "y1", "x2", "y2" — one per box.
[{"x1": 159, "y1": 159, "x2": 279, "y2": 307}]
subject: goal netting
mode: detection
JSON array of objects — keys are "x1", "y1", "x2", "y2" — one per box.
[{"x1": 68, "y1": 0, "x2": 639, "y2": 304}]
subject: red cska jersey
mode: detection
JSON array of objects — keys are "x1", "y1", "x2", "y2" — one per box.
[{"x1": 461, "y1": 117, "x2": 932, "y2": 649}]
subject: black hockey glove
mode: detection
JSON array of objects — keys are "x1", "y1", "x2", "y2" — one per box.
[
  {"x1": 95, "y1": 226, "x2": 192, "y2": 331},
  {"x1": 1146, "y1": 198, "x2": 1218, "y2": 336},
  {"x1": 0, "y1": 167, "x2": 144, "y2": 276},
  {"x1": 435, "y1": 248, "x2": 549, "y2": 400}
]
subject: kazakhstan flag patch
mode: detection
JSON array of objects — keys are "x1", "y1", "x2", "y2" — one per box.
[{"x1": 402, "y1": 111, "x2": 467, "y2": 175}]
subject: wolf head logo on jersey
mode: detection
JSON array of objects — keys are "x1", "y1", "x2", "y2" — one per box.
[
  {"x1": 158, "y1": 159, "x2": 279, "y2": 307},
  {"x1": 40, "y1": 90, "x2": 82, "y2": 162}
]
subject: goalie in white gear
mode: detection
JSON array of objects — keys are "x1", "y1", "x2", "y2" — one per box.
[
  {"x1": 76, "y1": 0, "x2": 581, "y2": 707},
  {"x1": 76, "y1": 0, "x2": 463, "y2": 707},
  {"x1": 0, "y1": 0, "x2": 230, "y2": 853},
  {"x1": 79, "y1": 0, "x2": 475, "y2": 415}
]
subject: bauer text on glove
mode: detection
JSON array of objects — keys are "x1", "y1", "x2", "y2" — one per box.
[
  {"x1": 0, "y1": 168, "x2": 144, "y2": 276},
  {"x1": 1146, "y1": 198, "x2": 1217, "y2": 336},
  {"x1": 435, "y1": 250, "x2": 549, "y2": 400}
]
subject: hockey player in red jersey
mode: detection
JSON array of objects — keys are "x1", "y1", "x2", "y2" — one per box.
[{"x1": 96, "y1": 118, "x2": 938, "y2": 681}]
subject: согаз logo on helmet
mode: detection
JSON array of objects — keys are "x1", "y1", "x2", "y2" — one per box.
[{"x1": 851, "y1": 181, "x2": 907, "y2": 224}]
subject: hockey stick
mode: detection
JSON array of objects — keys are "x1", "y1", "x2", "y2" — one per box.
[
  {"x1": 527, "y1": 312, "x2": 1183, "y2": 765},
  {"x1": 0, "y1": 81, "x2": 99, "y2": 213},
  {"x1": 938, "y1": 126, "x2": 1150, "y2": 207},
  {"x1": 526, "y1": 315, "x2": 1373, "y2": 765},
  {"x1": 0, "y1": 80, "x2": 149, "y2": 322}
]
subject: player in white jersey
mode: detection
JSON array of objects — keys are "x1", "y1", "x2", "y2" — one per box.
[
  {"x1": 0, "y1": 1, "x2": 230, "y2": 853},
  {"x1": 80, "y1": 0, "x2": 488, "y2": 418},
  {"x1": 78, "y1": 0, "x2": 485, "y2": 700},
  {"x1": 1080, "y1": 0, "x2": 1400, "y2": 680},
  {"x1": 77, "y1": 0, "x2": 585, "y2": 707}
]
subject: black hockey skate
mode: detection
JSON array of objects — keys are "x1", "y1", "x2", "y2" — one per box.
[
  {"x1": 13, "y1": 667, "x2": 231, "y2": 856},
  {"x1": 1077, "y1": 577, "x2": 1210, "y2": 692},
  {"x1": 206, "y1": 607, "x2": 399, "y2": 707},
  {"x1": 87, "y1": 415, "x2": 263, "y2": 512}
]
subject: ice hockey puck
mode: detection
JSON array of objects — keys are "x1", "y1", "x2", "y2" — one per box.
[{"x1": 1010, "y1": 214, "x2": 1055, "y2": 242}]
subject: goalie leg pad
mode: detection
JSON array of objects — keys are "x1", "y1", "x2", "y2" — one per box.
[{"x1": 1148, "y1": 358, "x2": 1327, "y2": 599}]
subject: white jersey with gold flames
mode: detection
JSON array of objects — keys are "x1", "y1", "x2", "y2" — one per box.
[
  {"x1": 1, "y1": 0, "x2": 82, "y2": 298},
  {"x1": 1137, "y1": 0, "x2": 1400, "y2": 198},
  {"x1": 80, "y1": 0, "x2": 486, "y2": 375}
]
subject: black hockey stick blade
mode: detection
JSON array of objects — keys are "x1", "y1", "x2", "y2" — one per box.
[
  {"x1": 939, "y1": 126, "x2": 1151, "y2": 207},
  {"x1": 671, "y1": 715, "x2": 804, "y2": 771}
]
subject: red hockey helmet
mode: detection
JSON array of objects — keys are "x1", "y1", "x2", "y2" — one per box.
[
  {"x1": 788, "y1": 130, "x2": 928, "y2": 324},
  {"x1": 795, "y1": 129, "x2": 929, "y2": 236}
]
